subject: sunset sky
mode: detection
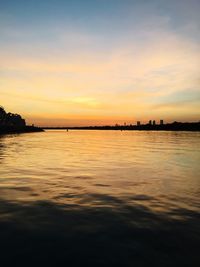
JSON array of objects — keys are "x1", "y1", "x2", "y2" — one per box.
[{"x1": 0, "y1": 0, "x2": 199, "y2": 126}]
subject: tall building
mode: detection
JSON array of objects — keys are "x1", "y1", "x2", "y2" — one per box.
[
  {"x1": 160, "y1": 120, "x2": 164, "y2": 125},
  {"x1": 137, "y1": 121, "x2": 140, "y2": 126},
  {"x1": 153, "y1": 120, "x2": 156, "y2": 125},
  {"x1": 149, "y1": 120, "x2": 152, "y2": 125}
]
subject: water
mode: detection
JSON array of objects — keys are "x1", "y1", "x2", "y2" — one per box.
[{"x1": 0, "y1": 130, "x2": 200, "y2": 266}]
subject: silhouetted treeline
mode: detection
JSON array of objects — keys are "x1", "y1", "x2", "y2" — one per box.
[
  {"x1": 44, "y1": 121, "x2": 200, "y2": 131},
  {"x1": 0, "y1": 106, "x2": 43, "y2": 134},
  {"x1": 0, "y1": 106, "x2": 25, "y2": 127}
]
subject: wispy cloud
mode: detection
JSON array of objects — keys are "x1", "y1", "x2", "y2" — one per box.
[{"x1": 0, "y1": 0, "x2": 199, "y2": 125}]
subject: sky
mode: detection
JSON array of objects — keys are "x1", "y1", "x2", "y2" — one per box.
[{"x1": 0, "y1": 0, "x2": 199, "y2": 126}]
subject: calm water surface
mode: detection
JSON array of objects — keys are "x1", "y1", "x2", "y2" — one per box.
[{"x1": 0, "y1": 130, "x2": 200, "y2": 266}]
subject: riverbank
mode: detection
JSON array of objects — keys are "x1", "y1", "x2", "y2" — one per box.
[{"x1": 0, "y1": 125, "x2": 44, "y2": 135}]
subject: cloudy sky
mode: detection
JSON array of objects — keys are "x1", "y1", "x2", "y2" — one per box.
[{"x1": 0, "y1": 0, "x2": 199, "y2": 126}]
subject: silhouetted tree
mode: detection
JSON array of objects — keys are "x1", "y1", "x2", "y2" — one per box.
[{"x1": 0, "y1": 106, "x2": 26, "y2": 128}]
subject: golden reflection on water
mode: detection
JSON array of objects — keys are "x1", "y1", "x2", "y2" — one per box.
[{"x1": 0, "y1": 130, "x2": 200, "y2": 215}]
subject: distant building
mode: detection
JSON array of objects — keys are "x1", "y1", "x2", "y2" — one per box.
[
  {"x1": 149, "y1": 120, "x2": 152, "y2": 125},
  {"x1": 160, "y1": 120, "x2": 164, "y2": 125},
  {"x1": 137, "y1": 121, "x2": 140, "y2": 126},
  {"x1": 153, "y1": 120, "x2": 156, "y2": 125}
]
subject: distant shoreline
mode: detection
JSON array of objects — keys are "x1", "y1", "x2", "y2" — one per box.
[{"x1": 43, "y1": 122, "x2": 200, "y2": 132}]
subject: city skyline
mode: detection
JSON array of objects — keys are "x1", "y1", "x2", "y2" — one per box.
[{"x1": 0, "y1": 0, "x2": 200, "y2": 126}]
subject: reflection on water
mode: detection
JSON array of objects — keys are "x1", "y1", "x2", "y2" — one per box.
[{"x1": 0, "y1": 130, "x2": 200, "y2": 266}]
